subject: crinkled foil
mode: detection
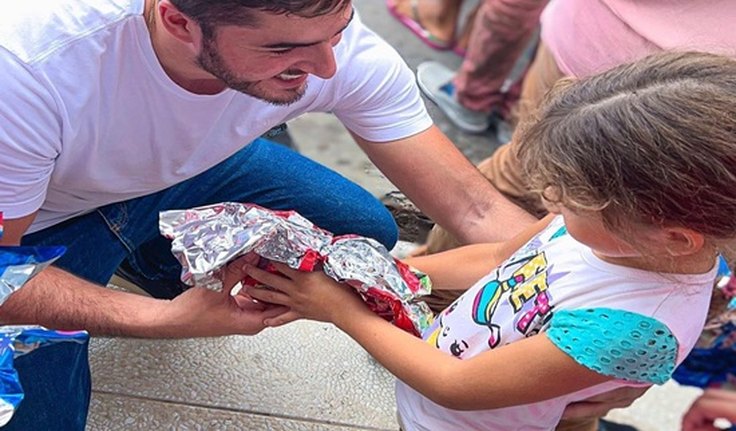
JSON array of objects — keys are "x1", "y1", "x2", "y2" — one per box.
[
  {"x1": 160, "y1": 203, "x2": 434, "y2": 335},
  {"x1": 160, "y1": 203, "x2": 332, "y2": 290},
  {"x1": 0, "y1": 246, "x2": 66, "y2": 306},
  {"x1": 323, "y1": 237, "x2": 434, "y2": 334}
]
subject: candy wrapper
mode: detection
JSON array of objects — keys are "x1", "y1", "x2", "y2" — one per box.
[
  {"x1": 0, "y1": 214, "x2": 89, "y2": 426},
  {"x1": 160, "y1": 202, "x2": 434, "y2": 335},
  {"x1": 673, "y1": 256, "x2": 736, "y2": 390}
]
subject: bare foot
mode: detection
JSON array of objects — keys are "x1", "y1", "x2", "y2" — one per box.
[{"x1": 391, "y1": 0, "x2": 463, "y2": 46}]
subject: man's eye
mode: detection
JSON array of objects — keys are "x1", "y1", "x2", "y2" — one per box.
[{"x1": 270, "y1": 48, "x2": 294, "y2": 55}]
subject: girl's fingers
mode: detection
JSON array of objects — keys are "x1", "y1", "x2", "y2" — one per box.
[
  {"x1": 244, "y1": 265, "x2": 292, "y2": 291},
  {"x1": 264, "y1": 310, "x2": 302, "y2": 327},
  {"x1": 245, "y1": 286, "x2": 291, "y2": 306},
  {"x1": 271, "y1": 261, "x2": 301, "y2": 278}
]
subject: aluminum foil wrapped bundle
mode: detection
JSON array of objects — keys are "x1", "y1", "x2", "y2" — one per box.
[
  {"x1": 160, "y1": 202, "x2": 332, "y2": 289},
  {"x1": 324, "y1": 236, "x2": 433, "y2": 334},
  {"x1": 0, "y1": 246, "x2": 66, "y2": 306},
  {"x1": 160, "y1": 203, "x2": 434, "y2": 335}
]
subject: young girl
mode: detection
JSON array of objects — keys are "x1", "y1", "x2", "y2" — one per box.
[{"x1": 242, "y1": 51, "x2": 736, "y2": 430}]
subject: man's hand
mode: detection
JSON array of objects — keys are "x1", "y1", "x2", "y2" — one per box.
[
  {"x1": 152, "y1": 285, "x2": 289, "y2": 338},
  {"x1": 561, "y1": 386, "x2": 649, "y2": 420},
  {"x1": 0, "y1": 257, "x2": 289, "y2": 339},
  {"x1": 682, "y1": 388, "x2": 736, "y2": 431},
  {"x1": 148, "y1": 257, "x2": 291, "y2": 338}
]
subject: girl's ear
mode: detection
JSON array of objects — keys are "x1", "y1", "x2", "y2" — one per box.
[{"x1": 662, "y1": 227, "x2": 705, "y2": 256}]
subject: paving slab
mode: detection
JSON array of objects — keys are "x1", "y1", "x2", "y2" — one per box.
[
  {"x1": 89, "y1": 321, "x2": 397, "y2": 430},
  {"x1": 604, "y1": 381, "x2": 702, "y2": 431},
  {"x1": 88, "y1": 392, "x2": 390, "y2": 431}
]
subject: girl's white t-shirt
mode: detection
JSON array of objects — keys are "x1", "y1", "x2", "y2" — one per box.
[{"x1": 396, "y1": 216, "x2": 716, "y2": 431}]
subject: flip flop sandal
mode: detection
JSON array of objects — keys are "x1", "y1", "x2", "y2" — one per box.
[
  {"x1": 386, "y1": 0, "x2": 453, "y2": 51},
  {"x1": 452, "y1": 45, "x2": 467, "y2": 58}
]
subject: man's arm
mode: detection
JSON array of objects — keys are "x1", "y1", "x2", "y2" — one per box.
[
  {"x1": 0, "y1": 216, "x2": 288, "y2": 338},
  {"x1": 352, "y1": 126, "x2": 536, "y2": 244},
  {"x1": 1, "y1": 213, "x2": 35, "y2": 246},
  {"x1": 1, "y1": 265, "x2": 169, "y2": 337}
]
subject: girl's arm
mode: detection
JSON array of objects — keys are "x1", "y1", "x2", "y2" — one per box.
[
  {"x1": 404, "y1": 214, "x2": 556, "y2": 291},
  {"x1": 243, "y1": 262, "x2": 612, "y2": 411}
]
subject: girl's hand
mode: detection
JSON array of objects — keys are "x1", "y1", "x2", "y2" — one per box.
[{"x1": 243, "y1": 262, "x2": 368, "y2": 327}]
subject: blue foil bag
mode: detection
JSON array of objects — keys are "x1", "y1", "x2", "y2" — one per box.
[{"x1": 0, "y1": 245, "x2": 89, "y2": 426}]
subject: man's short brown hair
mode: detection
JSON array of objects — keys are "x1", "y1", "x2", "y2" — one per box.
[{"x1": 169, "y1": 0, "x2": 351, "y2": 31}]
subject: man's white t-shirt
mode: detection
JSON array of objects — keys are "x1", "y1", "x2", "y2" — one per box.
[{"x1": 0, "y1": 0, "x2": 432, "y2": 233}]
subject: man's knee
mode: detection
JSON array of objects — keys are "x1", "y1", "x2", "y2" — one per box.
[
  {"x1": 371, "y1": 207, "x2": 400, "y2": 251},
  {"x1": 350, "y1": 202, "x2": 399, "y2": 251}
]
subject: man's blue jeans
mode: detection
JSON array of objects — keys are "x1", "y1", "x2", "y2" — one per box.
[
  {"x1": 3, "y1": 341, "x2": 91, "y2": 430},
  {"x1": 22, "y1": 137, "x2": 398, "y2": 296},
  {"x1": 16, "y1": 137, "x2": 398, "y2": 428}
]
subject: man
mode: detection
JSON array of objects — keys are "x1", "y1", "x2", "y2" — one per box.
[{"x1": 0, "y1": 0, "x2": 534, "y2": 428}]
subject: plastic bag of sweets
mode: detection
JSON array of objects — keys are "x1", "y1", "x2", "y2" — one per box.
[
  {"x1": 160, "y1": 202, "x2": 434, "y2": 336},
  {"x1": 0, "y1": 214, "x2": 89, "y2": 426}
]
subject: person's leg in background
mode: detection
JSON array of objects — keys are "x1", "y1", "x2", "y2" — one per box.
[
  {"x1": 477, "y1": 41, "x2": 565, "y2": 216},
  {"x1": 387, "y1": 0, "x2": 465, "y2": 50},
  {"x1": 416, "y1": 0, "x2": 547, "y2": 133},
  {"x1": 454, "y1": 0, "x2": 548, "y2": 117}
]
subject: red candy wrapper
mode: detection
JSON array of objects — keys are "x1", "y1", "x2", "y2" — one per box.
[{"x1": 160, "y1": 203, "x2": 434, "y2": 335}]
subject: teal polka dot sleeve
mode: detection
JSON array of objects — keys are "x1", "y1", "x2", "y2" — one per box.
[{"x1": 546, "y1": 308, "x2": 678, "y2": 385}]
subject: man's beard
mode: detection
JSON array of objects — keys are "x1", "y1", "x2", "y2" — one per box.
[{"x1": 196, "y1": 37, "x2": 307, "y2": 106}]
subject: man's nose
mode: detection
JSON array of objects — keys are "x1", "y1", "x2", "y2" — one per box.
[{"x1": 301, "y1": 38, "x2": 339, "y2": 79}]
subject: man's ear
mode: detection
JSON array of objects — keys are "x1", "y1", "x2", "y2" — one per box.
[
  {"x1": 662, "y1": 227, "x2": 705, "y2": 256},
  {"x1": 157, "y1": 0, "x2": 203, "y2": 47}
]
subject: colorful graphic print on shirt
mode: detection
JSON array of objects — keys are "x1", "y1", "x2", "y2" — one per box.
[{"x1": 425, "y1": 225, "x2": 570, "y2": 357}]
